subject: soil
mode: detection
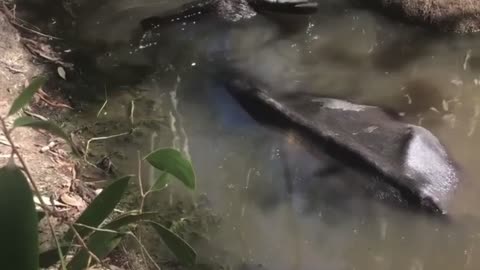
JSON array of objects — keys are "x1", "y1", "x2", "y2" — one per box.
[
  {"x1": 363, "y1": 0, "x2": 480, "y2": 33},
  {"x1": 0, "y1": 7, "x2": 75, "y2": 247},
  {"x1": 0, "y1": 3, "x2": 129, "y2": 265}
]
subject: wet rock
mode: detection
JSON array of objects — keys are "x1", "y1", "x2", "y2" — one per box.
[
  {"x1": 225, "y1": 76, "x2": 461, "y2": 215},
  {"x1": 364, "y1": 0, "x2": 480, "y2": 33}
]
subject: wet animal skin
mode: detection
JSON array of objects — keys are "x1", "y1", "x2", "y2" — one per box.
[
  {"x1": 224, "y1": 77, "x2": 460, "y2": 215},
  {"x1": 140, "y1": 0, "x2": 319, "y2": 31},
  {"x1": 248, "y1": 0, "x2": 320, "y2": 14}
]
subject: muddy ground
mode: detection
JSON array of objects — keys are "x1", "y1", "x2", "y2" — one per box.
[
  {"x1": 0, "y1": 3, "x2": 221, "y2": 268},
  {"x1": 0, "y1": 5, "x2": 144, "y2": 269},
  {"x1": 0, "y1": 6, "x2": 78, "y2": 246}
]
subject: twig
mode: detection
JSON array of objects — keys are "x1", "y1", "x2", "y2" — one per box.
[
  {"x1": 129, "y1": 100, "x2": 135, "y2": 125},
  {"x1": 0, "y1": 137, "x2": 11, "y2": 146},
  {"x1": 22, "y1": 38, "x2": 67, "y2": 66},
  {"x1": 136, "y1": 228, "x2": 149, "y2": 270},
  {"x1": 464, "y1": 49, "x2": 472, "y2": 71},
  {"x1": 128, "y1": 232, "x2": 161, "y2": 270},
  {"x1": 3, "y1": 4, "x2": 42, "y2": 31},
  {"x1": 38, "y1": 90, "x2": 73, "y2": 109},
  {"x1": 24, "y1": 110, "x2": 48, "y2": 121},
  {"x1": 70, "y1": 224, "x2": 110, "y2": 269},
  {"x1": 38, "y1": 95, "x2": 73, "y2": 109},
  {"x1": 83, "y1": 131, "x2": 131, "y2": 166},
  {"x1": 120, "y1": 243, "x2": 134, "y2": 270},
  {"x1": 0, "y1": 117, "x2": 67, "y2": 270},
  {"x1": 2, "y1": 63, "x2": 26, "y2": 74},
  {"x1": 137, "y1": 151, "x2": 144, "y2": 201},
  {"x1": 135, "y1": 152, "x2": 152, "y2": 269},
  {"x1": 97, "y1": 87, "x2": 108, "y2": 118}
]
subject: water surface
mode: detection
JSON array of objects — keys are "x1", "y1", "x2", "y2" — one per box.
[{"x1": 72, "y1": 1, "x2": 480, "y2": 269}]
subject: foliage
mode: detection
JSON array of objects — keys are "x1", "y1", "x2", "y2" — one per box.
[
  {"x1": 0, "y1": 77, "x2": 198, "y2": 269},
  {"x1": 7, "y1": 76, "x2": 47, "y2": 116},
  {"x1": 0, "y1": 165, "x2": 38, "y2": 270},
  {"x1": 145, "y1": 148, "x2": 196, "y2": 189},
  {"x1": 66, "y1": 176, "x2": 132, "y2": 240},
  {"x1": 149, "y1": 221, "x2": 197, "y2": 266}
]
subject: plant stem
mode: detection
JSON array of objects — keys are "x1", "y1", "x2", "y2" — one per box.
[
  {"x1": 96, "y1": 86, "x2": 108, "y2": 118},
  {"x1": 137, "y1": 151, "x2": 144, "y2": 197},
  {"x1": 70, "y1": 224, "x2": 110, "y2": 269},
  {"x1": 73, "y1": 223, "x2": 121, "y2": 234},
  {"x1": 137, "y1": 151, "x2": 147, "y2": 214},
  {"x1": 128, "y1": 231, "x2": 161, "y2": 270}
]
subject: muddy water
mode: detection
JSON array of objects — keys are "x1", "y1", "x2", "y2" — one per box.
[{"x1": 74, "y1": 0, "x2": 480, "y2": 269}]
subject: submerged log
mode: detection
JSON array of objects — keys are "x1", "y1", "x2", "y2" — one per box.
[{"x1": 225, "y1": 76, "x2": 460, "y2": 215}]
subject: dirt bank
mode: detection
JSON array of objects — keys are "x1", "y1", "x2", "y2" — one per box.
[
  {"x1": 0, "y1": 5, "x2": 213, "y2": 268},
  {"x1": 0, "y1": 7, "x2": 68, "y2": 241},
  {"x1": 365, "y1": 0, "x2": 480, "y2": 33}
]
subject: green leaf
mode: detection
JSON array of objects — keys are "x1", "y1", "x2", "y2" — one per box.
[
  {"x1": 13, "y1": 117, "x2": 75, "y2": 149},
  {"x1": 0, "y1": 165, "x2": 38, "y2": 270},
  {"x1": 39, "y1": 246, "x2": 70, "y2": 268},
  {"x1": 50, "y1": 176, "x2": 130, "y2": 267},
  {"x1": 67, "y1": 212, "x2": 156, "y2": 269},
  {"x1": 63, "y1": 176, "x2": 131, "y2": 242},
  {"x1": 149, "y1": 221, "x2": 196, "y2": 266},
  {"x1": 145, "y1": 148, "x2": 195, "y2": 190},
  {"x1": 148, "y1": 172, "x2": 170, "y2": 192},
  {"x1": 41, "y1": 176, "x2": 132, "y2": 268},
  {"x1": 39, "y1": 212, "x2": 152, "y2": 269},
  {"x1": 8, "y1": 76, "x2": 47, "y2": 116},
  {"x1": 67, "y1": 230, "x2": 124, "y2": 270}
]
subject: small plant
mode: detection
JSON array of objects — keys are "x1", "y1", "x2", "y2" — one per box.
[{"x1": 0, "y1": 76, "x2": 197, "y2": 269}]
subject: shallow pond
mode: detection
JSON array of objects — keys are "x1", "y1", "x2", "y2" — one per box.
[{"x1": 66, "y1": 0, "x2": 480, "y2": 269}]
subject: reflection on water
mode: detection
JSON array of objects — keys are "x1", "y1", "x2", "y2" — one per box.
[{"x1": 75, "y1": 0, "x2": 480, "y2": 269}]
